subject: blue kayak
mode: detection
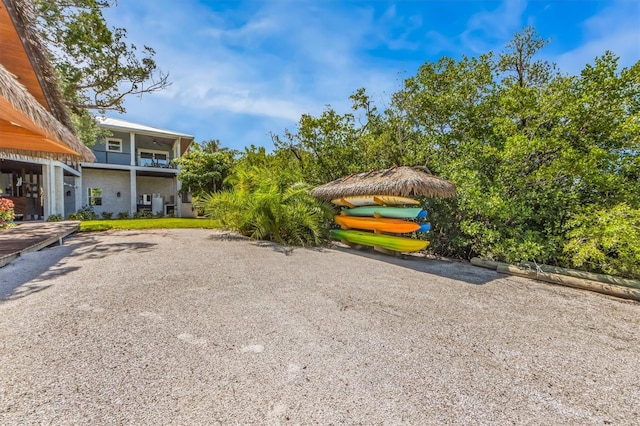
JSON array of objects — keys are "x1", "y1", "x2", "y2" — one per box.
[{"x1": 343, "y1": 206, "x2": 427, "y2": 219}]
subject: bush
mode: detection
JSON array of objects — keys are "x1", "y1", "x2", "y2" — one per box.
[
  {"x1": 47, "y1": 214, "x2": 63, "y2": 222},
  {"x1": 199, "y1": 167, "x2": 334, "y2": 246},
  {"x1": 75, "y1": 205, "x2": 97, "y2": 221},
  {"x1": 101, "y1": 211, "x2": 113, "y2": 220},
  {"x1": 133, "y1": 210, "x2": 153, "y2": 219},
  {"x1": 563, "y1": 204, "x2": 640, "y2": 279},
  {"x1": 117, "y1": 211, "x2": 129, "y2": 219},
  {"x1": 67, "y1": 212, "x2": 78, "y2": 220},
  {"x1": 0, "y1": 198, "x2": 16, "y2": 230}
]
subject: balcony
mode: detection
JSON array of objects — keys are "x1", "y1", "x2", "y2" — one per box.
[{"x1": 137, "y1": 151, "x2": 176, "y2": 169}]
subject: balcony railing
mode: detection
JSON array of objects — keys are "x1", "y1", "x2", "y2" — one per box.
[{"x1": 137, "y1": 158, "x2": 176, "y2": 168}]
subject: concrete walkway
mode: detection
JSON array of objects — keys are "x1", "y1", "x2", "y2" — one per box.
[
  {"x1": 0, "y1": 221, "x2": 80, "y2": 268},
  {"x1": 0, "y1": 229, "x2": 639, "y2": 424}
]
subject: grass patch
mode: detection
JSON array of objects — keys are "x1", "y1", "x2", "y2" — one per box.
[{"x1": 79, "y1": 217, "x2": 221, "y2": 232}]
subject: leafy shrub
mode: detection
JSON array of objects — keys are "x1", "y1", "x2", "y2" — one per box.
[
  {"x1": 67, "y1": 212, "x2": 78, "y2": 220},
  {"x1": 133, "y1": 210, "x2": 153, "y2": 219},
  {"x1": 117, "y1": 211, "x2": 129, "y2": 219},
  {"x1": 47, "y1": 214, "x2": 63, "y2": 222},
  {"x1": 75, "y1": 205, "x2": 96, "y2": 221},
  {"x1": 563, "y1": 204, "x2": 640, "y2": 279},
  {"x1": 199, "y1": 166, "x2": 334, "y2": 246},
  {"x1": 0, "y1": 198, "x2": 15, "y2": 230},
  {"x1": 101, "y1": 211, "x2": 113, "y2": 220}
]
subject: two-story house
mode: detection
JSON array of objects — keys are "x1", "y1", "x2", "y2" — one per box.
[{"x1": 77, "y1": 117, "x2": 195, "y2": 218}]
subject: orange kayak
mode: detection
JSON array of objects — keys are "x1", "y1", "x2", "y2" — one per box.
[{"x1": 334, "y1": 215, "x2": 421, "y2": 233}]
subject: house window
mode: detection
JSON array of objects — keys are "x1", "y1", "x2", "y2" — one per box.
[
  {"x1": 88, "y1": 188, "x2": 103, "y2": 206},
  {"x1": 106, "y1": 138, "x2": 122, "y2": 152}
]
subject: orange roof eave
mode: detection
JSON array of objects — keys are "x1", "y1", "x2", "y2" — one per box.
[{"x1": 0, "y1": 97, "x2": 82, "y2": 157}]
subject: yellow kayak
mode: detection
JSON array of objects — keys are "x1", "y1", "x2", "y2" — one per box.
[
  {"x1": 331, "y1": 229, "x2": 429, "y2": 252},
  {"x1": 334, "y1": 215, "x2": 421, "y2": 233},
  {"x1": 331, "y1": 195, "x2": 419, "y2": 207}
]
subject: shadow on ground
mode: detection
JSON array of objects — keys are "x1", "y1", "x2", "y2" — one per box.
[
  {"x1": 329, "y1": 244, "x2": 501, "y2": 285},
  {"x1": 0, "y1": 232, "x2": 157, "y2": 301},
  {"x1": 247, "y1": 238, "x2": 501, "y2": 285}
]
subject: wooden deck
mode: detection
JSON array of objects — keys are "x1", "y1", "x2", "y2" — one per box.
[{"x1": 0, "y1": 221, "x2": 80, "y2": 268}]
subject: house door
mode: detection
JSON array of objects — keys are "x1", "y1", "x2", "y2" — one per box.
[{"x1": 0, "y1": 159, "x2": 43, "y2": 220}]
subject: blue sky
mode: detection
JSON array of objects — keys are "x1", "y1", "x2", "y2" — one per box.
[{"x1": 103, "y1": 0, "x2": 640, "y2": 151}]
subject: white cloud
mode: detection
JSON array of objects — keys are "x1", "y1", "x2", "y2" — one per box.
[
  {"x1": 555, "y1": 1, "x2": 640, "y2": 73},
  {"x1": 113, "y1": 0, "x2": 403, "y2": 123},
  {"x1": 461, "y1": 0, "x2": 528, "y2": 52}
]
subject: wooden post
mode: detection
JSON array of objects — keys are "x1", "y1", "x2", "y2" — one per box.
[{"x1": 470, "y1": 257, "x2": 508, "y2": 270}]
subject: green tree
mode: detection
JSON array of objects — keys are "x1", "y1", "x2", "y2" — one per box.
[
  {"x1": 268, "y1": 26, "x2": 639, "y2": 274},
  {"x1": 384, "y1": 27, "x2": 638, "y2": 271},
  {"x1": 174, "y1": 140, "x2": 237, "y2": 199},
  {"x1": 33, "y1": 0, "x2": 170, "y2": 144},
  {"x1": 274, "y1": 108, "x2": 365, "y2": 184}
]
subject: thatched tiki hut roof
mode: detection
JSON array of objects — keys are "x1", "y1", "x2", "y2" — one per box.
[
  {"x1": 0, "y1": 0, "x2": 95, "y2": 162},
  {"x1": 0, "y1": 64, "x2": 95, "y2": 161},
  {"x1": 311, "y1": 166, "x2": 457, "y2": 200}
]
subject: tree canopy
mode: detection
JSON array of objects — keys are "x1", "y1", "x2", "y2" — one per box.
[
  {"x1": 260, "y1": 26, "x2": 639, "y2": 276},
  {"x1": 173, "y1": 139, "x2": 237, "y2": 199},
  {"x1": 33, "y1": 0, "x2": 170, "y2": 144}
]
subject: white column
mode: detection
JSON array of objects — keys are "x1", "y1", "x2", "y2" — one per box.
[
  {"x1": 130, "y1": 169, "x2": 137, "y2": 216},
  {"x1": 130, "y1": 132, "x2": 136, "y2": 166},
  {"x1": 54, "y1": 165, "x2": 63, "y2": 216},
  {"x1": 176, "y1": 175, "x2": 182, "y2": 218},
  {"x1": 41, "y1": 163, "x2": 49, "y2": 219},
  {"x1": 75, "y1": 167, "x2": 83, "y2": 212},
  {"x1": 174, "y1": 138, "x2": 181, "y2": 217},
  {"x1": 41, "y1": 162, "x2": 54, "y2": 219}
]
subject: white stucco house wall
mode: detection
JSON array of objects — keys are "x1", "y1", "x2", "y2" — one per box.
[{"x1": 77, "y1": 117, "x2": 196, "y2": 218}]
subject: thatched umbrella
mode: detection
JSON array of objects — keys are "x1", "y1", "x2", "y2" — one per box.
[{"x1": 311, "y1": 166, "x2": 456, "y2": 200}]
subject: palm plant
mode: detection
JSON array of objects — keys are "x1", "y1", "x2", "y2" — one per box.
[{"x1": 198, "y1": 166, "x2": 334, "y2": 246}]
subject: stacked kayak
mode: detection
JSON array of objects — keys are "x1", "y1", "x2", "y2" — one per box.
[
  {"x1": 331, "y1": 195, "x2": 419, "y2": 208},
  {"x1": 334, "y1": 216, "x2": 421, "y2": 233},
  {"x1": 331, "y1": 195, "x2": 430, "y2": 253},
  {"x1": 330, "y1": 229, "x2": 429, "y2": 252},
  {"x1": 342, "y1": 206, "x2": 427, "y2": 219}
]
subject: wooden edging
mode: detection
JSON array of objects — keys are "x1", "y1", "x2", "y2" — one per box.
[
  {"x1": 470, "y1": 257, "x2": 640, "y2": 302},
  {"x1": 517, "y1": 261, "x2": 640, "y2": 290}
]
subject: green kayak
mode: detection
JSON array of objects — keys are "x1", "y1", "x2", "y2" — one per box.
[{"x1": 330, "y1": 229, "x2": 429, "y2": 252}]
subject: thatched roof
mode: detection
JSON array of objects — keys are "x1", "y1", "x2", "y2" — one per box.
[
  {"x1": 0, "y1": 64, "x2": 95, "y2": 162},
  {"x1": 3, "y1": 0, "x2": 73, "y2": 129},
  {"x1": 311, "y1": 166, "x2": 457, "y2": 200}
]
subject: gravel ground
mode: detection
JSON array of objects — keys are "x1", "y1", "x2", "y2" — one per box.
[{"x1": 0, "y1": 229, "x2": 639, "y2": 425}]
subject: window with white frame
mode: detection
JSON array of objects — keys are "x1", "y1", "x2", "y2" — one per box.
[
  {"x1": 88, "y1": 188, "x2": 103, "y2": 206},
  {"x1": 106, "y1": 138, "x2": 122, "y2": 152}
]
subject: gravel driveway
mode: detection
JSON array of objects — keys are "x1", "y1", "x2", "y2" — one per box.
[{"x1": 0, "y1": 229, "x2": 639, "y2": 425}]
